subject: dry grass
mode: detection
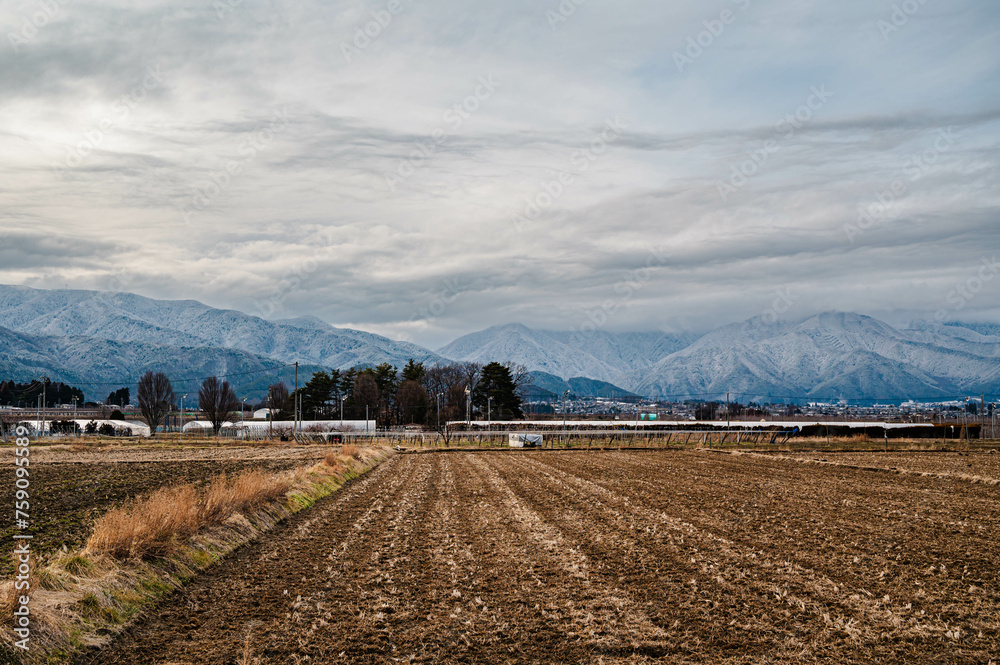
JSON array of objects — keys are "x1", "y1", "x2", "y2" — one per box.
[
  {"x1": 85, "y1": 470, "x2": 293, "y2": 559},
  {"x1": 0, "y1": 578, "x2": 20, "y2": 616},
  {"x1": 0, "y1": 446, "x2": 391, "y2": 663},
  {"x1": 201, "y1": 471, "x2": 291, "y2": 523},
  {"x1": 340, "y1": 444, "x2": 362, "y2": 460},
  {"x1": 84, "y1": 485, "x2": 201, "y2": 559}
]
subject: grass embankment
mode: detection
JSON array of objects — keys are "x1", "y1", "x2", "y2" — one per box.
[{"x1": 0, "y1": 444, "x2": 390, "y2": 664}]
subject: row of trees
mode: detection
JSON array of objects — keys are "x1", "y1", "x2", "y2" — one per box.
[
  {"x1": 136, "y1": 371, "x2": 238, "y2": 436},
  {"x1": 37, "y1": 361, "x2": 528, "y2": 438},
  {"x1": 280, "y1": 359, "x2": 528, "y2": 433},
  {"x1": 0, "y1": 379, "x2": 84, "y2": 408},
  {"x1": 106, "y1": 387, "x2": 130, "y2": 407}
]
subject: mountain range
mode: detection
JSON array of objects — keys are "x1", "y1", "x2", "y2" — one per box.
[{"x1": 0, "y1": 284, "x2": 997, "y2": 403}]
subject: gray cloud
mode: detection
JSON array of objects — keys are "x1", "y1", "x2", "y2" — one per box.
[{"x1": 1, "y1": 0, "x2": 998, "y2": 348}]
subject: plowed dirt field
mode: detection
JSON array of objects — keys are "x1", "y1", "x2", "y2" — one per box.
[{"x1": 87, "y1": 450, "x2": 999, "y2": 664}]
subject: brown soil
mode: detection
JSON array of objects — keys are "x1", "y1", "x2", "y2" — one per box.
[
  {"x1": 781, "y1": 450, "x2": 1000, "y2": 480},
  {"x1": 82, "y1": 450, "x2": 999, "y2": 664},
  {"x1": 0, "y1": 446, "x2": 332, "y2": 576}
]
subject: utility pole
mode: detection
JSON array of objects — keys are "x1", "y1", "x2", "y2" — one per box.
[
  {"x1": 562, "y1": 390, "x2": 569, "y2": 430},
  {"x1": 982, "y1": 394, "x2": 986, "y2": 439},
  {"x1": 437, "y1": 392, "x2": 442, "y2": 433},
  {"x1": 180, "y1": 394, "x2": 186, "y2": 441},
  {"x1": 340, "y1": 395, "x2": 346, "y2": 425},
  {"x1": 294, "y1": 362, "x2": 299, "y2": 434},
  {"x1": 993, "y1": 402, "x2": 997, "y2": 441},
  {"x1": 965, "y1": 397, "x2": 970, "y2": 444},
  {"x1": 465, "y1": 386, "x2": 471, "y2": 428},
  {"x1": 487, "y1": 395, "x2": 492, "y2": 431},
  {"x1": 73, "y1": 396, "x2": 78, "y2": 438},
  {"x1": 726, "y1": 392, "x2": 730, "y2": 433},
  {"x1": 41, "y1": 376, "x2": 47, "y2": 437}
]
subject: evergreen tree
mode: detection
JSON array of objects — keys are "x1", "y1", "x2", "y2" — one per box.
[
  {"x1": 471, "y1": 362, "x2": 523, "y2": 420},
  {"x1": 401, "y1": 359, "x2": 426, "y2": 383}
]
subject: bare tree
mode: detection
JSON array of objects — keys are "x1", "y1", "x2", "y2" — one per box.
[
  {"x1": 137, "y1": 371, "x2": 175, "y2": 437},
  {"x1": 267, "y1": 382, "x2": 291, "y2": 419},
  {"x1": 508, "y1": 362, "x2": 531, "y2": 395},
  {"x1": 460, "y1": 362, "x2": 482, "y2": 395},
  {"x1": 353, "y1": 373, "x2": 380, "y2": 418},
  {"x1": 199, "y1": 376, "x2": 239, "y2": 436},
  {"x1": 396, "y1": 380, "x2": 428, "y2": 425},
  {"x1": 425, "y1": 363, "x2": 478, "y2": 443}
]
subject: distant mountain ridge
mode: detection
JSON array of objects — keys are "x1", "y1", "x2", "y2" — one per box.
[
  {"x1": 438, "y1": 314, "x2": 1000, "y2": 402},
  {"x1": 1, "y1": 285, "x2": 997, "y2": 404},
  {"x1": 438, "y1": 323, "x2": 697, "y2": 385},
  {"x1": 0, "y1": 285, "x2": 443, "y2": 370},
  {"x1": 525, "y1": 371, "x2": 640, "y2": 400},
  {"x1": 0, "y1": 323, "x2": 318, "y2": 402},
  {"x1": 628, "y1": 312, "x2": 1000, "y2": 402}
]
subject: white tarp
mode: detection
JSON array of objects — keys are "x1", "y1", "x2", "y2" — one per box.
[{"x1": 509, "y1": 433, "x2": 543, "y2": 448}]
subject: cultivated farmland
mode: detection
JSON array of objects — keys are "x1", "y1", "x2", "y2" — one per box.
[
  {"x1": 0, "y1": 444, "x2": 332, "y2": 577},
  {"x1": 89, "y1": 449, "x2": 999, "y2": 664}
]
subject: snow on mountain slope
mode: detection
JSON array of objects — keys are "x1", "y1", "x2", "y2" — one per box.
[
  {"x1": 437, "y1": 323, "x2": 695, "y2": 383},
  {"x1": 0, "y1": 285, "x2": 442, "y2": 370},
  {"x1": 0, "y1": 323, "x2": 316, "y2": 401},
  {"x1": 3, "y1": 284, "x2": 996, "y2": 403},
  {"x1": 631, "y1": 312, "x2": 1000, "y2": 400}
]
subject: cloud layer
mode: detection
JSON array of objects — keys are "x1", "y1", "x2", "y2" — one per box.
[{"x1": 2, "y1": 0, "x2": 999, "y2": 347}]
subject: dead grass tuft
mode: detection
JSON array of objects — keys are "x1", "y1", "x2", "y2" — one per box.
[
  {"x1": 201, "y1": 471, "x2": 292, "y2": 524},
  {"x1": 340, "y1": 444, "x2": 362, "y2": 460},
  {"x1": 85, "y1": 470, "x2": 293, "y2": 560},
  {"x1": 323, "y1": 451, "x2": 349, "y2": 471},
  {"x1": 85, "y1": 485, "x2": 201, "y2": 559}
]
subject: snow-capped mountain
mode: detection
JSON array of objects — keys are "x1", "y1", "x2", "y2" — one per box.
[
  {"x1": 437, "y1": 314, "x2": 1000, "y2": 401},
  {"x1": 437, "y1": 323, "x2": 696, "y2": 385},
  {"x1": 0, "y1": 285, "x2": 444, "y2": 371},
  {"x1": 629, "y1": 312, "x2": 1000, "y2": 401},
  {"x1": 0, "y1": 324, "x2": 318, "y2": 401},
  {"x1": 2, "y1": 284, "x2": 997, "y2": 403}
]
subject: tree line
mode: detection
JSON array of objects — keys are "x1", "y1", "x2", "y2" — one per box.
[
  {"x1": 0, "y1": 379, "x2": 84, "y2": 408},
  {"x1": 274, "y1": 360, "x2": 528, "y2": 432},
  {"x1": 127, "y1": 360, "x2": 528, "y2": 437}
]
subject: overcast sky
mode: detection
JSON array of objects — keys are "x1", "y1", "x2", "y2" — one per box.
[{"x1": 1, "y1": 0, "x2": 999, "y2": 348}]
